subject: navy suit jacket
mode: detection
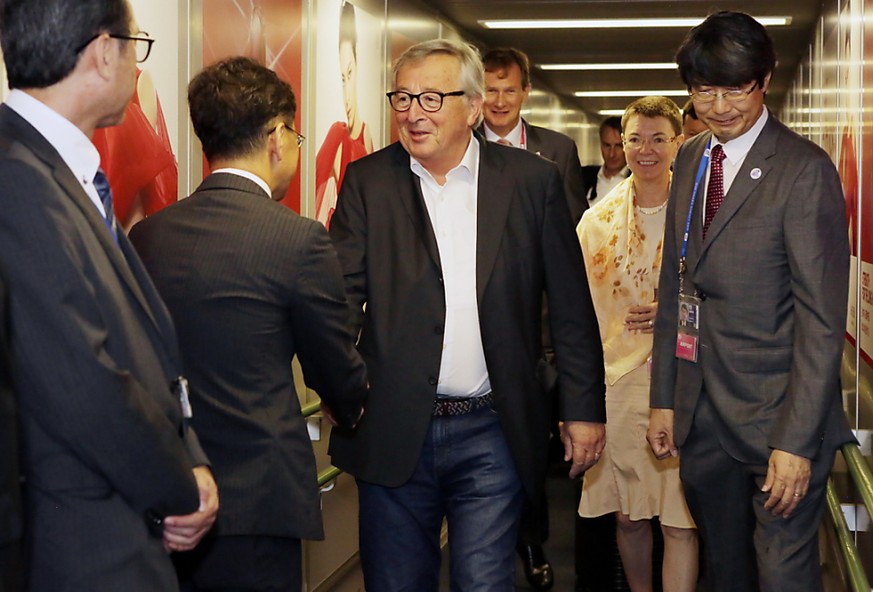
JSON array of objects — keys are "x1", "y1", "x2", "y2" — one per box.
[{"x1": 0, "y1": 104, "x2": 204, "y2": 592}]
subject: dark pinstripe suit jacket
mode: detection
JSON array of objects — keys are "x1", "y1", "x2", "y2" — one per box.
[
  {"x1": 130, "y1": 173, "x2": 368, "y2": 540},
  {"x1": 0, "y1": 105, "x2": 203, "y2": 592}
]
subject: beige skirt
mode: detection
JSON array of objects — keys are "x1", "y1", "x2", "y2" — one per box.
[{"x1": 578, "y1": 364, "x2": 695, "y2": 529}]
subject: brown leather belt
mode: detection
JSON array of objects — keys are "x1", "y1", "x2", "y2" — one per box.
[{"x1": 432, "y1": 392, "x2": 494, "y2": 417}]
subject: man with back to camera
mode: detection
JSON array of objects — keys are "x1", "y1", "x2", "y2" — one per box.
[
  {"x1": 481, "y1": 47, "x2": 588, "y2": 225},
  {"x1": 329, "y1": 38, "x2": 606, "y2": 591},
  {"x1": 0, "y1": 0, "x2": 219, "y2": 590},
  {"x1": 647, "y1": 11, "x2": 852, "y2": 592},
  {"x1": 581, "y1": 116, "x2": 629, "y2": 207},
  {"x1": 129, "y1": 57, "x2": 369, "y2": 592}
]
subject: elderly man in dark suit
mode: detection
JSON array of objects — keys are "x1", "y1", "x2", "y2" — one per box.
[
  {"x1": 647, "y1": 12, "x2": 853, "y2": 592},
  {"x1": 130, "y1": 57, "x2": 368, "y2": 592},
  {"x1": 0, "y1": 268, "x2": 23, "y2": 592},
  {"x1": 329, "y1": 38, "x2": 606, "y2": 591},
  {"x1": 0, "y1": 1, "x2": 218, "y2": 590}
]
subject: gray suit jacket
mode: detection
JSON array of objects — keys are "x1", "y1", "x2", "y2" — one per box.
[
  {"x1": 650, "y1": 114, "x2": 854, "y2": 464},
  {"x1": 0, "y1": 105, "x2": 204, "y2": 592},
  {"x1": 329, "y1": 137, "x2": 605, "y2": 506},
  {"x1": 130, "y1": 173, "x2": 368, "y2": 541}
]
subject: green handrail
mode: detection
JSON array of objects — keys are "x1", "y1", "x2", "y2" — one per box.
[
  {"x1": 302, "y1": 399, "x2": 344, "y2": 487},
  {"x1": 826, "y1": 477, "x2": 870, "y2": 592},
  {"x1": 843, "y1": 443, "x2": 873, "y2": 519}
]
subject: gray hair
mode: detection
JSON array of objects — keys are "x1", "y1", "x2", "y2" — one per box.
[{"x1": 392, "y1": 38, "x2": 484, "y2": 126}]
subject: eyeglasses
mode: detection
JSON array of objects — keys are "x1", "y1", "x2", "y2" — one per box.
[
  {"x1": 76, "y1": 32, "x2": 155, "y2": 63},
  {"x1": 622, "y1": 136, "x2": 677, "y2": 149},
  {"x1": 689, "y1": 82, "x2": 759, "y2": 104},
  {"x1": 268, "y1": 122, "x2": 306, "y2": 148},
  {"x1": 386, "y1": 90, "x2": 465, "y2": 113}
]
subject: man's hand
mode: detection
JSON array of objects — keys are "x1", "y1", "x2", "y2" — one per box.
[
  {"x1": 647, "y1": 408, "x2": 678, "y2": 460},
  {"x1": 163, "y1": 465, "x2": 219, "y2": 552},
  {"x1": 560, "y1": 421, "x2": 606, "y2": 478},
  {"x1": 762, "y1": 449, "x2": 811, "y2": 518}
]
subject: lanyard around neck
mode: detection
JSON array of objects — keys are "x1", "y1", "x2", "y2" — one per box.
[{"x1": 679, "y1": 140, "x2": 713, "y2": 277}]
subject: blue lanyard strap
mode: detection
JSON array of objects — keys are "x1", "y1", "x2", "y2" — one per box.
[{"x1": 679, "y1": 141, "x2": 712, "y2": 271}]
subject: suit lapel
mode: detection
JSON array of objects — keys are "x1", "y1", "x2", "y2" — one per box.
[
  {"x1": 392, "y1": 144, "x2": 442, "y2": 271},
  {"x1": 523, "y1": 120, "x2": 542, "y2": 155},
  {"x1": 695, "y1": 118, "x2": 778, "y2": 264},
  {"x1": 476, "y1": 137, "x2": 513, "y2": 302},
  {"x1": 0, "y1": 107, "x2": 172, "y2": 348},
  {"x1": 676, "y1": 135, "x2": 709, "y2": 278}
]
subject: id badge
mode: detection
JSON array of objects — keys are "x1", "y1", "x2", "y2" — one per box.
[{"x1": 675, "y1": 294, "x2": 700, "y2": 362}]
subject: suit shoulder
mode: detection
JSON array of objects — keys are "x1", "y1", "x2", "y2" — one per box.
[{"x1": 530, "y1": 123, "x2": 576, "y2": 148}]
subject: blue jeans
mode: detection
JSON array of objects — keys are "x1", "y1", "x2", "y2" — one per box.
[{"x1": 357, "y1": 406, "x2": 524, "y2": 592}]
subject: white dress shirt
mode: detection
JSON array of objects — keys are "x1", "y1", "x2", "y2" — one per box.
[
  {"x1": 410, "y1": 136, "x2": 491, "y2": 398},
  {"x1": 704, "y1": 108, "x2": 769, "y2": 215}
]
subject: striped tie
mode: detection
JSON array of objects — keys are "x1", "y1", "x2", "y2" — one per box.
[{"x1": 93, "y1": 169, "x2": 118, "y2": 243}]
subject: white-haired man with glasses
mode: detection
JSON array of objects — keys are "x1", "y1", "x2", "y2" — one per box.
[
  {"x1": 0, "y1": 0, "x2": 218, "y2": 590},
  {"x1": 329, "y1": 38, "x2": 606, "y2": 591},
  {"x1": 648, "y1": 11, "x2": 852, "y2": 592}
]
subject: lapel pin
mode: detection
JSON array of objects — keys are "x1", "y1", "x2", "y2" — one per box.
[{"x1": 750, "y1": 168, "x2": 762, "y2": 180}]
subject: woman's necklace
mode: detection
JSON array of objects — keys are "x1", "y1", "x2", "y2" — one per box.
[
  {"x1": 635, "y1": 200, "x2": 668, "y2": 215},
  {"x1": 633, "y1": 185, "x2": 669, "y2": 215}
]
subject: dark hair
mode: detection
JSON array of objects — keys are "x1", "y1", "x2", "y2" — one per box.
[
  {"x1": 675, "y1": 11, "x2": 776, "y2": 88},
  {"x1": 1, "y1": 0, "x2": 131, "y2": 89},
  {"x1": 599, "y1": 116, "x2": 622, "y2": 137},
  {"x1": 188, "y1": 57, "x2": 298, "y2": 162},
  {"x1": 482, "y1": 47, "x2": 531, "y2": 88},
  {"x1": 622, "y1": 96, "x2": 682, "y2": 136},
  {"x1": 682, "y1": 98, "x2": 698, "y2": 121},
  {"x1": 339, "y1": 1, "x2": 357, "y2": 59}
]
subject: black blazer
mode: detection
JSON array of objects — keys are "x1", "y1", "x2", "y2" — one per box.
[
  {"x1": 329, "y1": 137, "x2": 605, "y2": 505},
  {"x1": 0, "y1": 105, "x2": 204, "y2": 591},
  {"x1": 523, "y1": 120, "x2": 588, "y2": 223},
  {"x1": 130, "y1": 173, "x2": 368, "y2": 541}
]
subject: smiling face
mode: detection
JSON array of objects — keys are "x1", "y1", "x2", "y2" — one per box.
[
  {"x1": 394, "y1": 53, "x2": 481, "y2": 180},
  {"x1": 483, "y1": 62, "x2": 530, "y2": 137},
  {"x1": 622, "y1": 114, "x2": 680, "y2": 184},
  {"x1": 692, "y1": 74, "x2": 769, "y2": 143}
]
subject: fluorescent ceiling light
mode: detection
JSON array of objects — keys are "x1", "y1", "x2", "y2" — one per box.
[
  {"x1": 575, "y1": 90, "x2": 688, "y2": 97},
  {"x1": 479, "y1": 17, "x2": 791, "y2": 29},
  {"x1": 598, "y1": 110, "x2": 627, "y2": 116},
  {"x1": 541, "y1": 63, "x2": 677, "y2": 71}
]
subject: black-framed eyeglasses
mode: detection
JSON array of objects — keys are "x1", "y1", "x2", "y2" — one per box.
[
  {"x1": 76, "y1": 32, "x2": 155, "y2": 63},
  {"x1": 386, "y1": 90, "x2": 465, "y2": 113},
  {"x1": 689, "y1": 81, "x2": 759, "y2": 104},
  {"x1": 268, "y1": 122, "x2": 305, "y2": 148}
]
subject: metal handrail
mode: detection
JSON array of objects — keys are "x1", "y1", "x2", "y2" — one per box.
[
  {"x1": 826, "y1": 476, "x2": 870, "y2": 592},
  {"x1": 843, "y1": 443, "x2": 873, "y2": 518},
  {"x1": 302, "y1": 399, "x2": 344, "y2": 488}
]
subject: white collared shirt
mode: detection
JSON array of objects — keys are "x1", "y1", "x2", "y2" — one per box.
[
  {"x1": 410, "y1": 136, "x2": 491, "y2": 398},
  {"x1": 483, "y1": 119, "x2": 525, "y2": 149},
  {"x1": 705, "y1": 107, "x2": 769, "y2": 214},
  {"x1": 5, "y1": 90, "x2": 104, "y2": 217},
  {"x1": 212, "y1": 168, "x2": 272, "y2": 199}
]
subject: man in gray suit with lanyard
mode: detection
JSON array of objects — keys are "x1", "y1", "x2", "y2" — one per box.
[
  {"x1": 647, "y1": 11, "x2": 853, "y2": 592},
  {"x1": 0, "y1": 1, "x2": 218, "y2": 589}
]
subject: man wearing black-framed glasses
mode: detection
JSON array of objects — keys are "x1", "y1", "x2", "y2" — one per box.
[
  {"x1": 130, "y1": 56, "x2": 367, "y2": 592},
  {"x1": 330, "y1": 38, "x2": 605, "y2": 592},
  {"x1": 0, "y1": 0, "x2": 219, "y2": 591}
]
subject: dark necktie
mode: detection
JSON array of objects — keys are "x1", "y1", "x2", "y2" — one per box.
[
  {"x1": 93, "y1": 169, "x2": 118, "y2": 243},
  {"x1": 703, "y1": 144, "x2": 726, "y2": 238}
]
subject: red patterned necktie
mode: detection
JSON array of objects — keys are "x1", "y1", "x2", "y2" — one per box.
[
  {"x1": 496, "y1": 138, "x2": 512, "y2": 147},
  {"x1": 703, "y1": 144, "x2": 725, "y2": 238}
]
